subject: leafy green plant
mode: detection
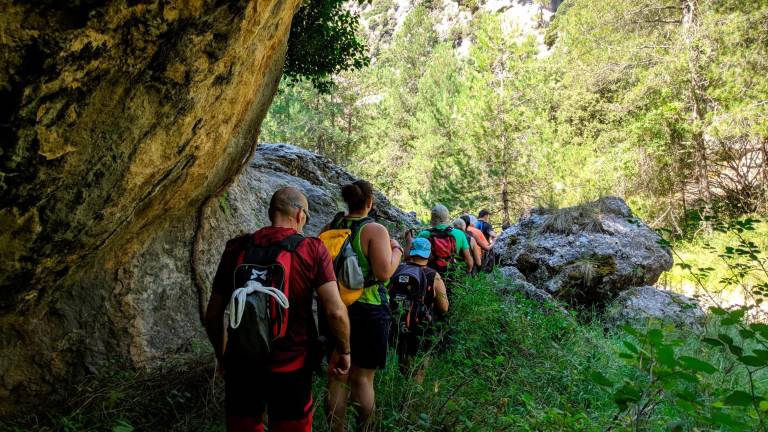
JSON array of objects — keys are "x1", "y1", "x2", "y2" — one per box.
[
  {"x1": 112, "y1": 419, "x2": 135, "y2": 432},
  {"x1": 284, "y1": 0, "x2": 370, "y2": 93},
  {"x1": 593, "y1": 216, "x2": 768, "y2": 431},
  {"x1": 217, "y1": 192, "x2": 231, "y2": 217}
]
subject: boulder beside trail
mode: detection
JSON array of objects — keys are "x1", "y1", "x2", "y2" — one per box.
[
  {"x1": 1, "y1": 142, "x2": 414, "y2": 413},
  {"x1": 193, "y1": 143, "x2": 418, "y2": 306},
  {"x1": 493, "y1": 197, "x2": 673, "y2": 306},
  {"x1": 605, "y1": 286, "x2": 705, "y2": 328},
  {"x1": 497, "y1": 267, "x2": 556, "y2": 304},
  {"x1": 0, "y1": 0, "x2": 300, "y2": 414}
]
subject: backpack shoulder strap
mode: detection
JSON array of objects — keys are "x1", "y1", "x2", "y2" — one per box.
[
  {"x1": 235, "y1": 234, "x2": 256, "y2": 265},
  {"x1": 329, "y1": 211, "x2": 347, "y2": 229},
  {"x1": 348, "y1": 216, "x2": 374, "y2": 239},
  {"x1": 243, "y1": 233, "x2": 305, "y2": 264},
  {"x1": 429, "y1": 226, "x2": 453, "y2": 237},
  {"x1": 278, "y1": 233, "x2": 306, "y2": 252},
  {"x1": 423, "y1": 266, "x2": 437, "y2": 284}
]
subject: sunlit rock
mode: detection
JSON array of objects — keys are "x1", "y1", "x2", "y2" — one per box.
[{"x1": 494, "y1": 197, "x2": 673, "y2": 306}]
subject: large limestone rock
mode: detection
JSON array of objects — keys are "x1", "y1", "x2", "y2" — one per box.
[
  {"x1": 605, "y1": 286, "x2": 705, "y2": 328},
  {"x1": 493, "y1": 197, "x2": 673, "y2": 306},
  {"x1": 497, "y1": 266, "x2": 556, "y2": 303},
  {"x1": 0, "y1": 0, "x2": 300, "y2": 413},
  {"x1": 193, "y1": 143, "x2": 417, "y2": 306}
]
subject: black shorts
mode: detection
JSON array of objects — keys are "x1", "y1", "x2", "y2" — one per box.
[
  {"x1": 224, "y1": 363, "x2": 313, "y2": 431},
  {"x1": 393, "y1": 330, "x2": 422, "y2": 359},
  {"x1": 391, "y1": 321, "x2": 441, "y2": 360},
  {"x1": 348, "y1": 302, "x2": 390, "y2": 370}
]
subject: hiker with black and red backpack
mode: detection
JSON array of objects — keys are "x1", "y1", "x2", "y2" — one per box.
[
  {"x1": 417, "y1": 204, "x2": 473, "y2": 277},
  {"x1": 322, "y1": 180, "x2": 403, "y2": 432},
  {"x1": 388, "y1": 238, "x2": 448, "y2": 381},
  {"x1": 205, "y1": 187, "x2": 351, "y2": 432}
]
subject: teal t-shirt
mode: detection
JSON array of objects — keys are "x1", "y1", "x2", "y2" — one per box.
[{"x1": 417, "y1": 224, "x2": 470, "y2": 253}]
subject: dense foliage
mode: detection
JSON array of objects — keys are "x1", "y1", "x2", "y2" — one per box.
[
  {"x1": 284, "y1": 0, "x2": 370, "y2": 93},
  {"x1": 265, "y1": 0, "x2": 768, "y2": 228},
  {"x1": 7, "y1": 254, "x2": 767, "y2": 431}
]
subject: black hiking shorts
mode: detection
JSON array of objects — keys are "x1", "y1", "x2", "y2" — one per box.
[{"x1": 348, "y1": 302, "x2": 390, "y2": 370}]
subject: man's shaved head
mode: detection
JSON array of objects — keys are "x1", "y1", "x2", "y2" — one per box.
[{"x1": 268, "y1": 187, "x2": 308, "y2": 222}]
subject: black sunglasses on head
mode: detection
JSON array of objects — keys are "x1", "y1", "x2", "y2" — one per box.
[{"x1": 292, "y1": 203, "x2": 310, "y2": 225}]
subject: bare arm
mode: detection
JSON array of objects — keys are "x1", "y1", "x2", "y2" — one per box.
[
  {"x1": 204, "y1": 292, "x2": 228, "y2": 363},
  {"x1": 433, "y1": 274, "x2": 449, "y2": 313},
  {"x1": 317, "y1": 281, "x2": 350, "y2": 353},
  {"x1": 402, "y1": 229, "x2": 415, "y2": 259},
  {"x1": 470, "y1": 238, "x2": 482, "y2": 269},
  {"x1": 317, "y1": 280, "x2": 351, "y2": 375},
  {"x1": 474, "y1": 231, "x2": 492, "y2": 251},
  {"x1": 461, "y1": 246, "x2": 474, "y2": 273},
  {"x1": 364, "y1": 223, "x2": 403, "y2": 281}
]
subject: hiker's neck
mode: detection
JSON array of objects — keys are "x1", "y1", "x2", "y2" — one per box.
[
  {"x1": 347, "y1": 210, "x2": 369, "y2": 218},
  {"x1": 271, "y1": 215, "x2": 299, "y2": 231}
]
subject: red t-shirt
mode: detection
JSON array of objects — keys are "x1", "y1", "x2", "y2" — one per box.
[{"x1": 212, "y1": 226, "x2": 336, "y2": 371}]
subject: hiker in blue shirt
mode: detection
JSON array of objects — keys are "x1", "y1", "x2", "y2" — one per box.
[{"x1": 476, "y1": 209, "x2": 497, "y2": 244}]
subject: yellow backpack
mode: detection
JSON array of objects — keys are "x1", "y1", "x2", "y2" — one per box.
[{"x1": 319, "y1": 214, "x2": 373, "y2": 305}]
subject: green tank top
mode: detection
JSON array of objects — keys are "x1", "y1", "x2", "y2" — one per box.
[{"x1": 339, "y1": 217, "x2": 388, "y2": 305}]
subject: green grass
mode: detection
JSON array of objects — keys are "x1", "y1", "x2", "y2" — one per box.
[
  {"x1": 662, "y1": 218, "x2": 768, "y2": 295},
  {"x1": 5, "y1": 273, "x2": 765, "y2": 431}
]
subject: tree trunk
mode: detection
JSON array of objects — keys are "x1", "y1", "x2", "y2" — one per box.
[
  {"x1": 681, "y1": 0, "x2": 711, "y2": 206},
  {"x1": 501, "y1": 177, "x2": 511, "y2": 225},
  {"x1": 761, "y1": 136, "x2": 768, "y2": 208}
]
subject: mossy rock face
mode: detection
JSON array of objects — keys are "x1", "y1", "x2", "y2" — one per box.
[
  {"x1": 494, "y1": 197, "x2": 673, "y2": 308},
  {"x1": 593, "y1": 254, "x2": 617, "y2": 277},
  {"x1": 555, "y1": 255, "x2": 617, "y2": 305},
  {"x1": 0, "y1": 0, "x2": 302, "y2": 414}
]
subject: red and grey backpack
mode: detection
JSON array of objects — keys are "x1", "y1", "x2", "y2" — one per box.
[
  {"x1": 225, "y1": 233, "x2": 305, "y2": 364},
  {"x1": 427, "y1": 227, "x2": 457, "y2": 274}
]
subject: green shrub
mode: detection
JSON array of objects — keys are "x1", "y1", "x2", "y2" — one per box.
[
  {"x1": 593, "y1": 216, "x2": 768, "y2": 431},
  {"x1": 284, "y1": 0, "x2": 370, "y2": 93}
]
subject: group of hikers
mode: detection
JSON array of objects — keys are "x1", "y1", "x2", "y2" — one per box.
[{"x1": 204, "y1": 180, "x2": 498, "y2": 432}]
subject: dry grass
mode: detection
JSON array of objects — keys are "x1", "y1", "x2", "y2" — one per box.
[
  {"x1": 2, "y1": 352, "x2": 224, "y2": 432},
  {"x1": 571, "y1": 261, "x2": 598, "y2": 288},
  {"x1": 540, "y1": 202, "x2": 607, "y2": 234}
]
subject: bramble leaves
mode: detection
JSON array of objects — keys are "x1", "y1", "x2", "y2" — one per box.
[
  {"x1": 678, "y1": 356, "x2": 718, "y2": 374},
  {"x1": 656, "y1": 345, "x2": 677, "y2": 368},
  {"x1": 737, "y1": 356, "x2": 764, "y2": 368},
  {"x1": 722, "y1": 391, "x2": 753, "y2": 407},
  {"x1": 590, "y1": 371, "x2": 613, "y2": 387},
  {"x1": 612, "y1": 382, "x2": 641, "y2": 409}
]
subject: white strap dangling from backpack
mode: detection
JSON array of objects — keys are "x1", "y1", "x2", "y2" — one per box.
[{"x1": 229, "y1": 280, "x2": 290, "y2": 329}]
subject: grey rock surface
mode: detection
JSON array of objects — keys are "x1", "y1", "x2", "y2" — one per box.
[
  {"x1": 194, "y1": 143, "x2": 418, "y2": 318},
  {"x1": 0, "y1": 0, "x2": 300, "y2": 414},
  {"x1": 495, "y1": 266, "x2": 559, "y2": 305},
  {"x1": 606, "y1": 286, "x2": 705, "y2": 328},
  {"x1": 499, "y1": 266, "x2": 526, "y2": 281},
  {"x1": 1, "y1": 141, "x2": 414, "y2": 413},
  {"x1": 494, "y1": 197, "x2": 673, "y2": 305}
]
